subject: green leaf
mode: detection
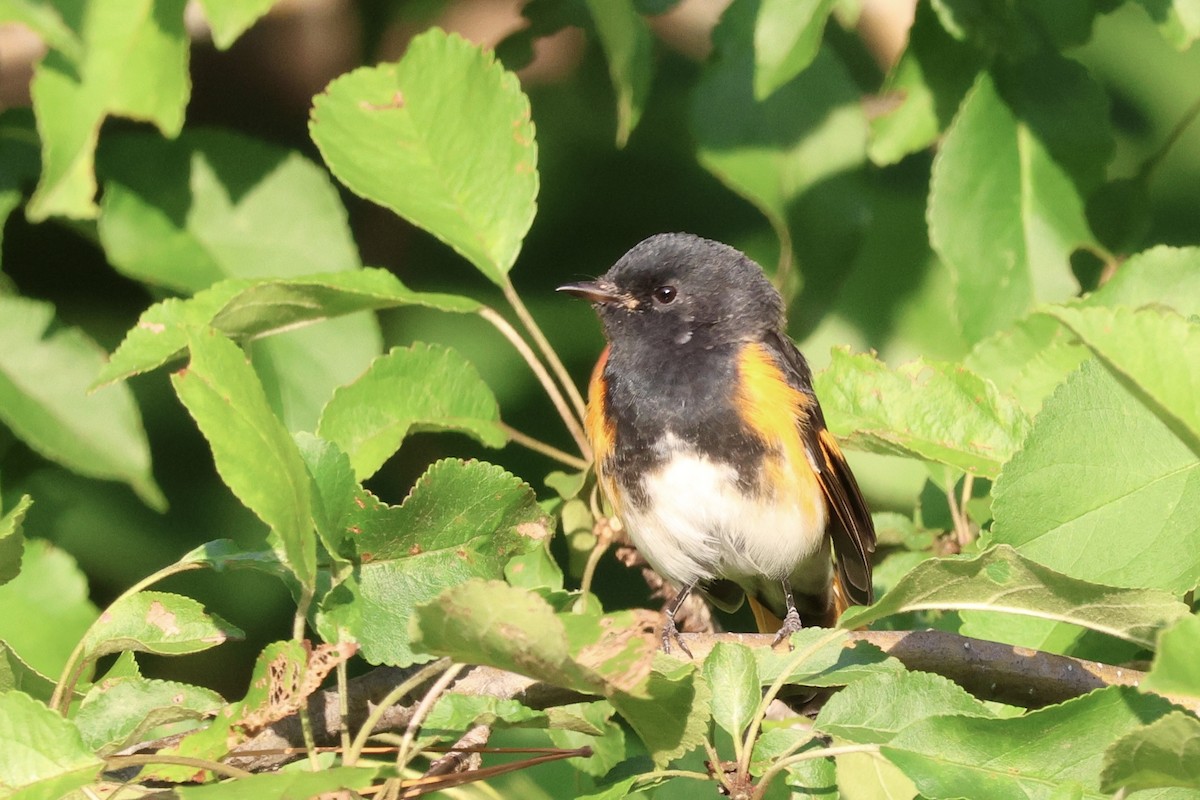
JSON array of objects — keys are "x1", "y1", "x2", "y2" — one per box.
[
  {"x1": 814, "y1": 348, "x2": 1031, "y2": 478},
  {"x1": 98, "y1": 129, "x2": 360, "y2": 294},
  {"x1": 97, "y1": 270, "x2": 475, "y2": 389},
  {"x1": 1143, "y1": 615, "x2": 1200, "y2": 702},
  {"x1": 171, "y1": 330, "x2": 317, "y2": 588},
  {"x1": 583, "y1": 0, "x2": 653, "y2": 146},
  {"x1": 411, "y1": 578, "x2": 656, "y2": 695},
  {"x1": 0, "y1": 108, "x2": 42, "y2": 260},
  {"x1": 319, "y1": 460, "x2": 549, "y2": 666},
  {"x1": 1086, "y1": 245, "x2": 1200, "y2": 315},
  {"x1": 27, "y1": 0, "x2": 189, "y2": 220},
  {"x1": 0, "y1": 0, "x2": 80, "y2": 57},
  {"x1": 81, "y1": 590, "x2": 242, "y2": 660},
  {"x1": 547, "y1": 702, "x2": 627, "y2": 777},
  {"x1": 754, "y1": 628, "x2": 903, "y2": 688},
  {"x1": 991, "y1": 359, "x2": 1200, "y2": 594},
  {"x1": 0, "y1": 641, "x2": 59, "y2": 702},
  {"x1": 310, "y1": 29, "x2": 538, "y2": 285},
  {"x1": 1047, "y1": 304, "x2": 1200, "y2": 450},
  {"x1": 965, "y1": 313, "x2": 1089, "y2": 416},
  {"x1": 753, "y1": 0, "x2": 838, "y2": 100},
  {"x1": 294, "y1": 433, "x2": 358, "y2": 565},
  {"x1": 0, "y1": 690, "x2": 103, "y2": 798},
  {"x1": 1101, "y1": 711, "x2": 1200, "y2": 793},
  {"x1": 928, "y1": 54, "x2": 1111, "y2": 343},
  {"x1": 692, "y1": 0, "x2": 867, "y2": 298},
  {"x1": 0, "y1": 494, "x2": 31, "y2": 586},
  {"x1": 703, "y1": 642, "x2": 759, "y2": 740},
  {"x1": 74, "y1": 675, "x2": 225, "y2": 754},
  {"x1": 0, "y1": 295, "x2": 164, "y2": 509},
  {"x1": 177, "y1": 767, "x2": 383, "y2": 800},
  {"x1": 318, "y1": 343, "x2": 506, "y2": 480},
  {"x1": 817, "y1": 670, "x2": 995, "y2": 744},
  {"x1": 195, "y1": 0, "x2": 279, "y2": 49},
  {"x1": 867, "y1": 1, "x2": 982, "y2": 166},
  {"x1": 1134, "y1": 0, "x2": 1200, "y2": 49},
  {"x1": 97, "y1": 127, "x2": 382, "y2": 430},
  {"x1": 0, "y1": 540, "x2": 97, "y2": 678},
  {"x1": 838, "y1": 544, "x2": 1190, "y2": 649},
  {"x1": 882, "y1": 687, "x2": 1175, "y2": 800}
]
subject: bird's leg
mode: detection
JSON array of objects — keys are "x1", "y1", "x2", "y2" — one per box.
[
  {"x1": 662, "y1": 580, "x2": 698, "y2": 657},
  {"x1": 771, "y1": 580, "x2": 804, "y2": 648}
]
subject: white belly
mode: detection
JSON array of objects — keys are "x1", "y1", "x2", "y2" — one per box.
[{"x1": 619, "y1": 448, "x2": 828, "y2": 590}]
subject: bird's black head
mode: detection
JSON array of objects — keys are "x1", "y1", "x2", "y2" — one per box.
[{"x1": 558, "y1": 233, "x2": 783, "y2": 354}]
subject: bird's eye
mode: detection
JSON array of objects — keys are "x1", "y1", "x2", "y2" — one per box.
[{"x1": 652, "y1": 285, "x2": 677, "y2": 305}]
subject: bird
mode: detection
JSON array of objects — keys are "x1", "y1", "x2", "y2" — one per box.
[{"x1": 558, "y1": 232, "x2": 875, "y2": 655}]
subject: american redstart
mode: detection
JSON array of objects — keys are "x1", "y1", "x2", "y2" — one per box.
[{"x1": 559, "y1": 233, "x2": 875, "y2": 654}]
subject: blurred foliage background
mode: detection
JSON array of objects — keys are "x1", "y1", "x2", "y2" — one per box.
[{"x1": 0, "y1": 0, "x2": 1197, "y2": 699}]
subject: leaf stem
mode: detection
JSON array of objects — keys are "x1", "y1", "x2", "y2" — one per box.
[
  {"x1": 501, "y1": 423, "x2": 589, "y2": 471},
  {"x1": 1141, "y1": 91, "x2": 1200, "y2": 180},
  {"x1": 479, "y1": 306, "x2": 592, "y2": 460},
  {"x1": 500, "y1": 278, "x2": 588, "y2": 424},
  {"x1": 751, "y1": 744, "x2": 882, "y2": 800},
  {"x1": 345, "y1": 658, "x2": 454, "y2": 766},
  {"x1": 104, "y1": 753, "x2": 256, "y2": 780},
  {"x1": 395, "y1": 662, "x2": 466, "y2": 768},
  {"x1": 738, "y1": 628, "x2": 845, "y2": 778}
]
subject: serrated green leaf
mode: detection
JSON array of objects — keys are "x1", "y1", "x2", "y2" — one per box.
[
  {"x1": 991, "y1": 359, "x2": 1200, "y2": 594},
  {"x1": 882, "y1": 687, "x2": 1175, "y2": 800},
  {"x1": 965, "y1": 313, "x2": 1089, "y2": 416},
  {"x1": 867, "y1": 1, "x2": 982, "y2": 166},
  {"x1": 293, "y1": 433, "x2": 357, "y2": 565},
  {"x1": 0, "y1": 689, "x2": 103, "y2": 798},
  {"x1": 319, "y1": 460, "x2": 549, "y2": 666},
  {"x1": 0, "y1": 295, "x2": 164, "y2": 509},
  {"x1": 753, "y1": 0, "x2": 837, "y2": 100},
  {"x1": 195, "y1": 0, "x2": 279, "y2": 49},
  {"x1": 310, "y1": 29, "x2": 538, "y2": 285},
  {"x1": 74, "y1": 675, "x2": 225, "y2": 754},
  {"x1": 0, "y1": 540, "x2": 97, "y2": 678},
  {"x1": 171, "y1": 330, "x2": 317, "y2": 588},
  {"x1": 81, "y1": 590, "x2": 242, "y2": 661},
  {"x1": 838, "y1": 545, "x2": 1189, "y2": 648},
  {"x1": 1085, "y1": 245, "x2": 1200, "y2": 315},
  {"x1": 0, "y1": 494, "x2": 31, "y2": 586},
  {"x1": 583, "y1": 0, "x2": 653, "y2": 146},
  {"x1": 929, "y1": 55, "x2": 1111, "y2": 343},
  {"x1": 753, "y1": 628, "x2": 903, "y2": 688},
  {"x1": 1135, "y1": 0, "x2": 1200, "y2": 49},
  {"x1": 1047, "y1": 304, "x2": 1200, "y2": 449},
  {"x1": 411, "y1": 579, "x2": 705, "y2": 766},
  {"x1": 1100, "y1": 711, "x2": 1200, "y2": 793},
  {"x1": 410, "y1": 578, "x2": 655, "y2": 694},
  {"x1": 814, "y1": 348, "x2": 1030, "y2": 478},
  {"x1": 423, "y1": 694, "x2": 549, "y2": 736},
  {"x1": 817, "y1": 671, "x2": 995, "y2": 745},
  {"x1": 1143, "y1": 615, "x2": 1200, "y2": 702},
  {"x1": 175, "y1": 539, "x2": 290, "y2": 579},
  {"x1": 27, "y1": 0, "x2": 189, "y2": 220},
  {"x1": 177, "y1": 766, "x2": 383, "y2": 800},
  {"x1": 97, "y1": 270, "x2": 474, "y2": 389},
  {"x1": 703, "y1": 642, "x2": 759, "y2": 740},
  {"x1": 0, "y1": 641, "x2": 58, "y2": 702},
  {"x1": 547, "y1": 702, "x2": 626, "y2": 777},
  {"x1": 692, "y1": 0, "x2": 867, "y2": 298},
  {"x1": 317, "y1": 343, "x2": 506, "y2": 480}
]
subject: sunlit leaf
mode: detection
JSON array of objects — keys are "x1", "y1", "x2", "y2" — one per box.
[
  {"x1": 753, "y1": 0, "x2": 837, "y2": 100},
  {"x1": 195, "y1": 0, "x2": 279, "y2": 49},
  {"x1": 81, "y1": 590, "x2": 243, "y2": 660},
  {"x1": 583, "y1": 0, "x2": 653, "y2": 146},
  {"x1": 310, "y1": 29, "x2": 537, "y2": 285},
  {"x1": 1100, "y1": 711, "x2": 1200, "y2": 793},
  {"x1": 0, "y1": 690, "x2": 103, "y2": 798},
  {"x1": 74, "y1": 675, "x2": 225, "y2": 754}
]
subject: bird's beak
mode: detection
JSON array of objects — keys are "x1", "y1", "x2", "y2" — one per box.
[{"x1": 556, "y1": 280, "x2": 632, "y2": 308}]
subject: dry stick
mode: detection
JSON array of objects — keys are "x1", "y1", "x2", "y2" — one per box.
[
  {"x1": 500, "y1": 278, "x2": 588, "y2": 425},
  {"x1": 478, "y1": 306, "x2": 591, "y2": 460}
]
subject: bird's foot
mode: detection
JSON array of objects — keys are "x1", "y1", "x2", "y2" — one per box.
[
  {"x1": 770, "y1": 607, "x2": 803, "y2": 650},
  {"x1": 661, "y1": 616, "x2": 693, "y2": 658}
]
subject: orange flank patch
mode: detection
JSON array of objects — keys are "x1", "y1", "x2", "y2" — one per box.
[
  {"x1": 735, "y1": 343, "x2": 822, "y2": 511},
  {"x1": 585, "y1": 345, "x2": 620, "y2": 511}
]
